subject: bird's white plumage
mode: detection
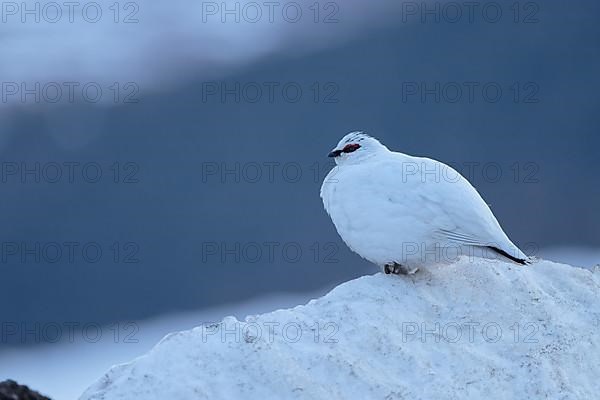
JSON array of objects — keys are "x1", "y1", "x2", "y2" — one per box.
[{"x1": 320, "y1": 132, "x2": 527, "y2": 270}]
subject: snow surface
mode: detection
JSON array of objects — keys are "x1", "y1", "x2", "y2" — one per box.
[
  {"x1": 0, "y1": 292, "x2": 321, "y2": 400},
  {"x1": 80, "y1": 258, "x2": 600, "y2": 400}
]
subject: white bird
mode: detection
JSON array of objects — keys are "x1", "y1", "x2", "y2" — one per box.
[{"x1": 320, "y1": 131, "x2": 530, "y2": 275}]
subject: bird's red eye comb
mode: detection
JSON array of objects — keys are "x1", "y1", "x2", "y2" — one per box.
[{"x1": 342, "y1": 144, "x2": 361, "y2": 153}]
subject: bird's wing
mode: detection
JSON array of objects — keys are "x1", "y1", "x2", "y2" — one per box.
[
  {"x1": 435, "y1": 228, "x2": 482, "y2": 246},
  {"x1": 382, "y1": 154, "x2": 527, "y2": 261}
]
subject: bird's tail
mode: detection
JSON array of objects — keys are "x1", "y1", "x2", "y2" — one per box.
[{"x1": 486, "y1": 246, "x2": 535, "y2": 266}]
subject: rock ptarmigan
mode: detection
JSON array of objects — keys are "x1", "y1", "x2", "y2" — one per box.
[{"x1": 320, "y1": 131, "x2": 530, "y2": 275}]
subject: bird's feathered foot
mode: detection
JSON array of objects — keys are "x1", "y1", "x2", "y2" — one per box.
[{"x1": 384, "y1": 262, "x2": 419, "y2": 275}]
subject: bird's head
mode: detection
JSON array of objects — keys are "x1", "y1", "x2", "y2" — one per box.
[{"x1": 328, "y1": 131, "x2": 388, "y2": 165}]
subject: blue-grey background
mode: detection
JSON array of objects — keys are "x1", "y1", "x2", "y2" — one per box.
[{"x1": 1, "y1": 0, "x2": 599, "y2": 350}]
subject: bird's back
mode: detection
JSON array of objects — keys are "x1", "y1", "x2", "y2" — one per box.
[{"x1": 388, "y1": 151, "x2": 527, "y2": 260}]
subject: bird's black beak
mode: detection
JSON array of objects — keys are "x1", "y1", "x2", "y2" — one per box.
[{"x1": 328, "y1": 150, "x2": 342, "y2": 158}]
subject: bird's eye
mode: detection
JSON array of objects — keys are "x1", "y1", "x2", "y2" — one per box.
[{"x1": 342, "y1": 144, "x2": 361, "y2": 153}]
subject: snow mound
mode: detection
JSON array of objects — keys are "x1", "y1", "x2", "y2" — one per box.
[{"x1": 80, "y1": 258, "x2": 600, "y2": 400}]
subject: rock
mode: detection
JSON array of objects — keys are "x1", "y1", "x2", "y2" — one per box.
[{"x1": 0, "y1": 380, "x2": 51, "y2": 400}]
